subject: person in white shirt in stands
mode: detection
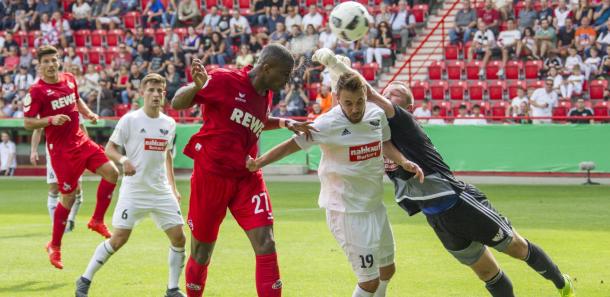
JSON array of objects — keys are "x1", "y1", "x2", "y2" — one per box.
[
  {"x1": 75, "y1": 73, "x2": 186, "y2": 297},
  {"x1": 470, "y1": 104, "x2": 488, "y2": 125},
  {"x1": 427, "y1": 106, "x2": 447, "y2": 125},
  {"x1": 452, "y1": 104, "x2": 471, "y2": 125},
  {"x1": 553, "y1": 0, "x2": 572, "y2": 28},
  {"x1": 247, "y1": 68, "x2": 424, "y2": 297},
  {"x1": 561, "y1": 64, "x2": 586, "y2": 99},
  {"x1": 530, "y1": 78, "x2": 558, "y2": 124},
  {"x1": 507, "y1": 86, "x2": 529, "y2": 118},
  {"x1": 468, "y1": 19, "x2": 496, "y2": 77},
  {"x1": 319, "y1": 25, "x2": 339, "y2": 53},
  {"x1": 391, "y1": 1, "x2": 417, "y2": 52},
  {"x1": 229, "y1": 9, "x2": 252, "y2": 46},
  {"x1": 412, "y1": 100, "x2": 432, "y2": 123},
  {"x1": 284, "y1": 6, "x2": 302, "y2": 29},
  {"x1": 496, "y1": 19, "x2": 521, "y2": 77},
  {"x1": 0, "y1": 131, "x2": 17, "y2": 176},
  {"x1": 302, "y1": 4, "x2": 323, "y2": 31}
]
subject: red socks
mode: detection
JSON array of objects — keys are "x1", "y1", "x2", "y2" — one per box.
[
  {"x1": 185, "y1": 256, "x2": 208, "y2": 297},
  {"x1": 51, "y1": 203, "x2": 70, "y2": 246},
  {"x1": 92, "y1": 179, "x2": 115, "y2": 222},
  {"x1": 255, "y1": 253, "x2": 282, "y2": 297}
]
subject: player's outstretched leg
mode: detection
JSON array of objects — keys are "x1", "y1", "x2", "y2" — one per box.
[
  {"x1": 47, "y1": 193, "x2": 77, "y2": 269},
  {"x1": 502, "y1": 231, "x2": 575, "y2": 297},
  {"x1": 246, "y1": 226, "x2": 282, "y2": 297},
  {"x1": 76, "y1": 228, "x2": 131, "y2": 297},
  {"x1": 89, "y1": 163, "x2": 119, "y2": 238},
  {"x1": 66, "y1": 188, "x2": 83, "y2": 233},
  {"x1": 373, "y1": 264, "x2": 395, "y2": 297},
  {"x1": 185, "y1": 237, "x2": 215, "y2": 297},
  {"x1": 164, "y1": 225, "x2": 187, "y2": 297},
  {"x1": 470, "y1": 247, "x2": 515, "y2": 297}
]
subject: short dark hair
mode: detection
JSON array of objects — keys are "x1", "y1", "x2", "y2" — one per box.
[
  {"x1": 432, "y1": 105, "x2": 441, "y2": 111},
  {"x1": 256, "y1": 43, "x2": 294, "y2": 68},
  {"x1": 336, "y1": 72, "x2": 365, "y2": 96},
  {"x1": 37, "y1": 45, "x2": 58, "y2": 61}
]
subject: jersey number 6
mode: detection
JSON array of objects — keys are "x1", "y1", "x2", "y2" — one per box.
[{"x1": 252, "y1": 192, "x2": 270, "y2": 214}]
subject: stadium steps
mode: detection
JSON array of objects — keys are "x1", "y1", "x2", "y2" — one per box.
[{"x1": 379, "y1": 0, "x2": 459, "y2": 86}]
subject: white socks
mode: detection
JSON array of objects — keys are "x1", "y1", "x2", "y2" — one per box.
[
  {"x1": 47, "y1": 192, "x2": 59, "y2": 223},
  {"x1": 373, "y1": 280, "x2": 389, "y2": 297},
  {"x1": 168, "y1": 246, "x2": 186, "y2": 289},
  {"x1": 67, "y1": 191, "x2": 83, "y2": 223},
  {"x1": 352, "y1": 285, "x2": 374, "y2": 297},
  {"x1": 83, "y1": 240, "x2": 114, "y2": 281}
]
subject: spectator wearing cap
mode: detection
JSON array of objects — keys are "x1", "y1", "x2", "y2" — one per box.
[
  {"x1": 428, "y1": 106, "x2": 446, "y2": 125},
  {"x1": 177, "y1": 0, "x2": 201, "y2": 27},
  {"x1": 468, "y1": 19, "x2": 496, "y2": 77},
  {"x1": 285, "y1": 5, "x2": 302, "y2": 29},
  {"x1": 530, "y1": 79, "x2": 558, "y2": 124},
  {"x1": 0, "y1": 131, "x2": 17, "y2": 176},
  {"x1": 302, "y1": 5, "x2": 323, "y2": 31},
  {"x1": 535, "y1": 19, "x2": 556, "y2": 58},
  {"x1": 198, "y1": 6, "x2": 220, "y2": 31},
  {"x1": 392, "y1": 0, "x2": 417, "y2": 51},
  {"x1": 568, "y1": 98, "x2": 595, "y2": 123}
]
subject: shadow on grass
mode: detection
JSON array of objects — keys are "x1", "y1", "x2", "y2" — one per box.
[
  {"x1": 0, "y1": 232, "x2": 47, "y2": 240},
  {"x1": 0, "y1": 281, "x2": 67, "y2": 293}
]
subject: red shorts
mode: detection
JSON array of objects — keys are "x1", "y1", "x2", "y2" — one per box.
[
  {"x1": 187, "y1": 162, "x2": 274, "y2": 243},
  {"x1": 49, "y1": 139, "x2": 109, "y2": 194}
]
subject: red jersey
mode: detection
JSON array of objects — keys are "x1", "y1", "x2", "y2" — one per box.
[
  {"x1": 183, "y1": 66, "x2": 272, "y2": 178},
  {"x1": 24, "y1": 72, "x2": 88, "y2": 151}
]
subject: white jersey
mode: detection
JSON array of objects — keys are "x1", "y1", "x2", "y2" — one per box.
[
  {"x1": 109, "y1": 109, "x2": 176, "y2": 197},
  {"x1": 294, "y1": 103, "x2": 390, "y2": 213}
]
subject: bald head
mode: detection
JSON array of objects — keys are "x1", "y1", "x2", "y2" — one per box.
[{"x1": 382, "y1": 81, "x2": 414, "y2": 110}]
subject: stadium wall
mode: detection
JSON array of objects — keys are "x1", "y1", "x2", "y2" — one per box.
[{"x1": 174, "y1": 124, "x2": 610, "y2": 173}]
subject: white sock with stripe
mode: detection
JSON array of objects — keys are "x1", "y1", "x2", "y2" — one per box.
[
  {"x1": 352, "y1": 284, "x2": 374, "y2": 297},
  {"x1": 168, "y1": 245, "x2": 186, "y2": 289},
  {"x1": 67, "y1": 191, "x2": 83, "y2": 222},
  {"x1": 83, "y1": 240, "x2": 114, "y2": 281},
  {"x1": 47, "y1": 192, "x2": 59, "y2": 223}
]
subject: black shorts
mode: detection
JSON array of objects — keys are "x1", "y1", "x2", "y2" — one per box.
[{"x1": 425, "y1": 185, "x2": 513, "y2": 265}]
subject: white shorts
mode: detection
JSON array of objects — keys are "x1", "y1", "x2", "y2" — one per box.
[
  {"x1": 326, "y1": 204, "x2": 395, "y2": 282},
  {"x1": 112, "y1": 194, "x2": 184, "y2": 231}
]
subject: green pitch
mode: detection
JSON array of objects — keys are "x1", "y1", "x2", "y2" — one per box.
[{"x1": 1, "y1": 180, "x2": 609, "y2": 297}]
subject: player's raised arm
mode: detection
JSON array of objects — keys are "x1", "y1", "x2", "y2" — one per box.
[
  {"x1": 246, "y1": 138, "x2": 303, "y2": 172},
  {"x1": 382, "y1": 140, "x2": 424, "y2": 183},
  {"x1": 171, "y1": 58, "x2": 208, "y2": 110}
]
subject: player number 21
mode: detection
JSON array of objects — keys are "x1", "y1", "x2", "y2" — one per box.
[{"x1": 252, "y1": 192, "x2": 270, "y2": 214}]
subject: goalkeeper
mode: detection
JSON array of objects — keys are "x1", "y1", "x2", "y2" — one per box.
[{"x1": 313, "y1": 48, "x2": 575, "y2": 297}]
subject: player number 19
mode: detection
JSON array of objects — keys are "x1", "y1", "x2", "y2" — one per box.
[
  {"x1": 359, "y1": 254, "x2": 374, "y2": 268},
  {"x1": 252, "y1": 192, "x2": 270, "y2": 214}
]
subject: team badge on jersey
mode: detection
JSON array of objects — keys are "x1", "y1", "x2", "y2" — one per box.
[
  {"x1": 23, "y1": 94, "x2": 32, "y2": 112},
  {"x1": 159, "y1": 129, "x2": 169, "y2": 136},
  {"x1": 67, "y1": 81, "x2": 75, "y2": 90}
]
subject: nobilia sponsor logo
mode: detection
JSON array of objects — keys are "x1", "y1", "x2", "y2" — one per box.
[
  {"x1": 144, "y1": 138, "x2": 168, "y2": 151},
  {"x1": 349, "y1": 141, "x2": 381, "y2": 161}
]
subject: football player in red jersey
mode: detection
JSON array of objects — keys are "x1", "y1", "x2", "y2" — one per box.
[
  {"x1": 23, "y1": 45, "x2": 120, "y2": 270},
  {"x1": 172, "y1": 44, "x2": 316, "y2": 297}
]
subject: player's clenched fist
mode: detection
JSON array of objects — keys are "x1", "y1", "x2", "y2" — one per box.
[
  {"x1": 49, "y1": 114, "x2": 71, "y2": 126},
  {"x1": 122, "y1": 159, "x2": 137, "y2": 176},
  {"x1": 245, "y1": 156, "x2": 260, "y2": 172},
  {"x1": 191, "y1": 58, "x2": 209, "y2": 90}
]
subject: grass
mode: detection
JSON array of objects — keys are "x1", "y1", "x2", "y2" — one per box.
[{"x1": 0, "y1": 180, "x2": 609, "y2": 297}]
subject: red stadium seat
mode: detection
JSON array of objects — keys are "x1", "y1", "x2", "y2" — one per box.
[
  {"x1": 239, "y1": 0, "x2": 250, "y2": 8},
  {"x1": 13, "y1": 31, "x2": 27, "y2": 47},
  {"x1": 504, "y1": 60, "x2": 522, "y2": 80},
  {"x1": 524, "y1": 60, "x2": 542, "y2": 79},
  {"x1": 307, "y1": 83, "x2": 320, "y2": 101},
  {"x1": 106, "y1": 29, "x2": 124, "y2": 46},
  {"x1": 361, "y1": 63, "x2": 379, "y2": 81},
  {"x1": 154, "y1": 28, "x2": 168, "y2": 47},
  {"x1": 428, "y1": 61, "x2": 445, "y2": 80},
  {"x1": 507, "y1": 80, "x2": 526, "y2": 99},
  {"x1": 463, "y1": 41, "x2": 472, "y2": 60},
  {"x1": 104, "y1": 47, "x2": 120, "y2": 64},
  {"x1": 593, "y1": 101, "x2": 609, "y2": 118},
  {"x1": 446, "y1": 60, "x2": 464, "y2": 80},
  {"x1": 206, "y1": 0, "x2": 218, "y2": 9},
  {"x1": 75, "y1": 47, "x2": 89, "y2": 63},
  {"x1": 491, "y1": 101, "x2": 508, "y2": 121},
  {"x1": 174, "y1": 28, "x2": 188, "y2": 42},
  {"x1": 477, "y1": 101, "x2": 490, "y2": 115},
  {"x1": 123, "y1": 12, "x2": 141, "y2": 29},
  {"x1": 553, "y1": 100, "x2": 570, "y2": 121},
  {"x1": 165, "y1": 105, "x2": 182, "y2": 120},
  {"x1": 27, "y1": 31, "x2": 38, "y2": 47},
  {"x1": 468, "y1": 81, "x2": 486, "y2": 100},
  {"x1": 444, "y1": 45, "x2": 459, "y2": 60},
  {"x1": 436, "y1": 101, "x2": 451, "y2": 117},
  {"x1": 485, "y1": 61, "x2": 501, "y2": 80},
  {"x1": 410, "y1": 80, "x2": 429, "y2": 101},
  {"x1": 74, "y1": 30, "x2": 90, "y2": 47},
  {"x1": 487, "y1": 80, "x2": 506, "y2": 100},
  {"x1": 88, "y1": 47, "x2": 104, "y2": 64},
  {"x1": 222, "y1": 0, "x2": 234, "y2": 8},
  {"x1": 114, "y1": 104, "x2": 131, "y2": 117},
  {"x1": 527, "y1": 80, "x2": 544, "y2": 90},
  {"x1": 62, "y1": 0, "x2": 75, "y2": 12},
  {"x1": 412, "y1": 4, "x2": 428, "y2": 23},
  {"x1": 429, "y1": 81, "x2": 448, "y2": 100},
  {"x1": 449, "y1": 81, "x2": 466, "y2": 100},
  {"x1": 466, "y1": 60, "x2": 482, "y2": 80},
  {"x1": 322, "y1": 0, "x2": 334, "y2": 6},
  {"x1": 589, "y1": 79, "x2": 608, "y2": 100},
  {"x1": 91, "y1": 29, "x2": 106, "y2": 47}
]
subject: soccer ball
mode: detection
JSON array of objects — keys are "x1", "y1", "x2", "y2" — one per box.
[{"x1": 329, "y1": 1, "x2": 372, "y2": 42}]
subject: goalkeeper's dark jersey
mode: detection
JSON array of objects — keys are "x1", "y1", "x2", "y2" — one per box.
[{"x1": 385, "y1": 104, "x2": 471, "y2": 216}]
